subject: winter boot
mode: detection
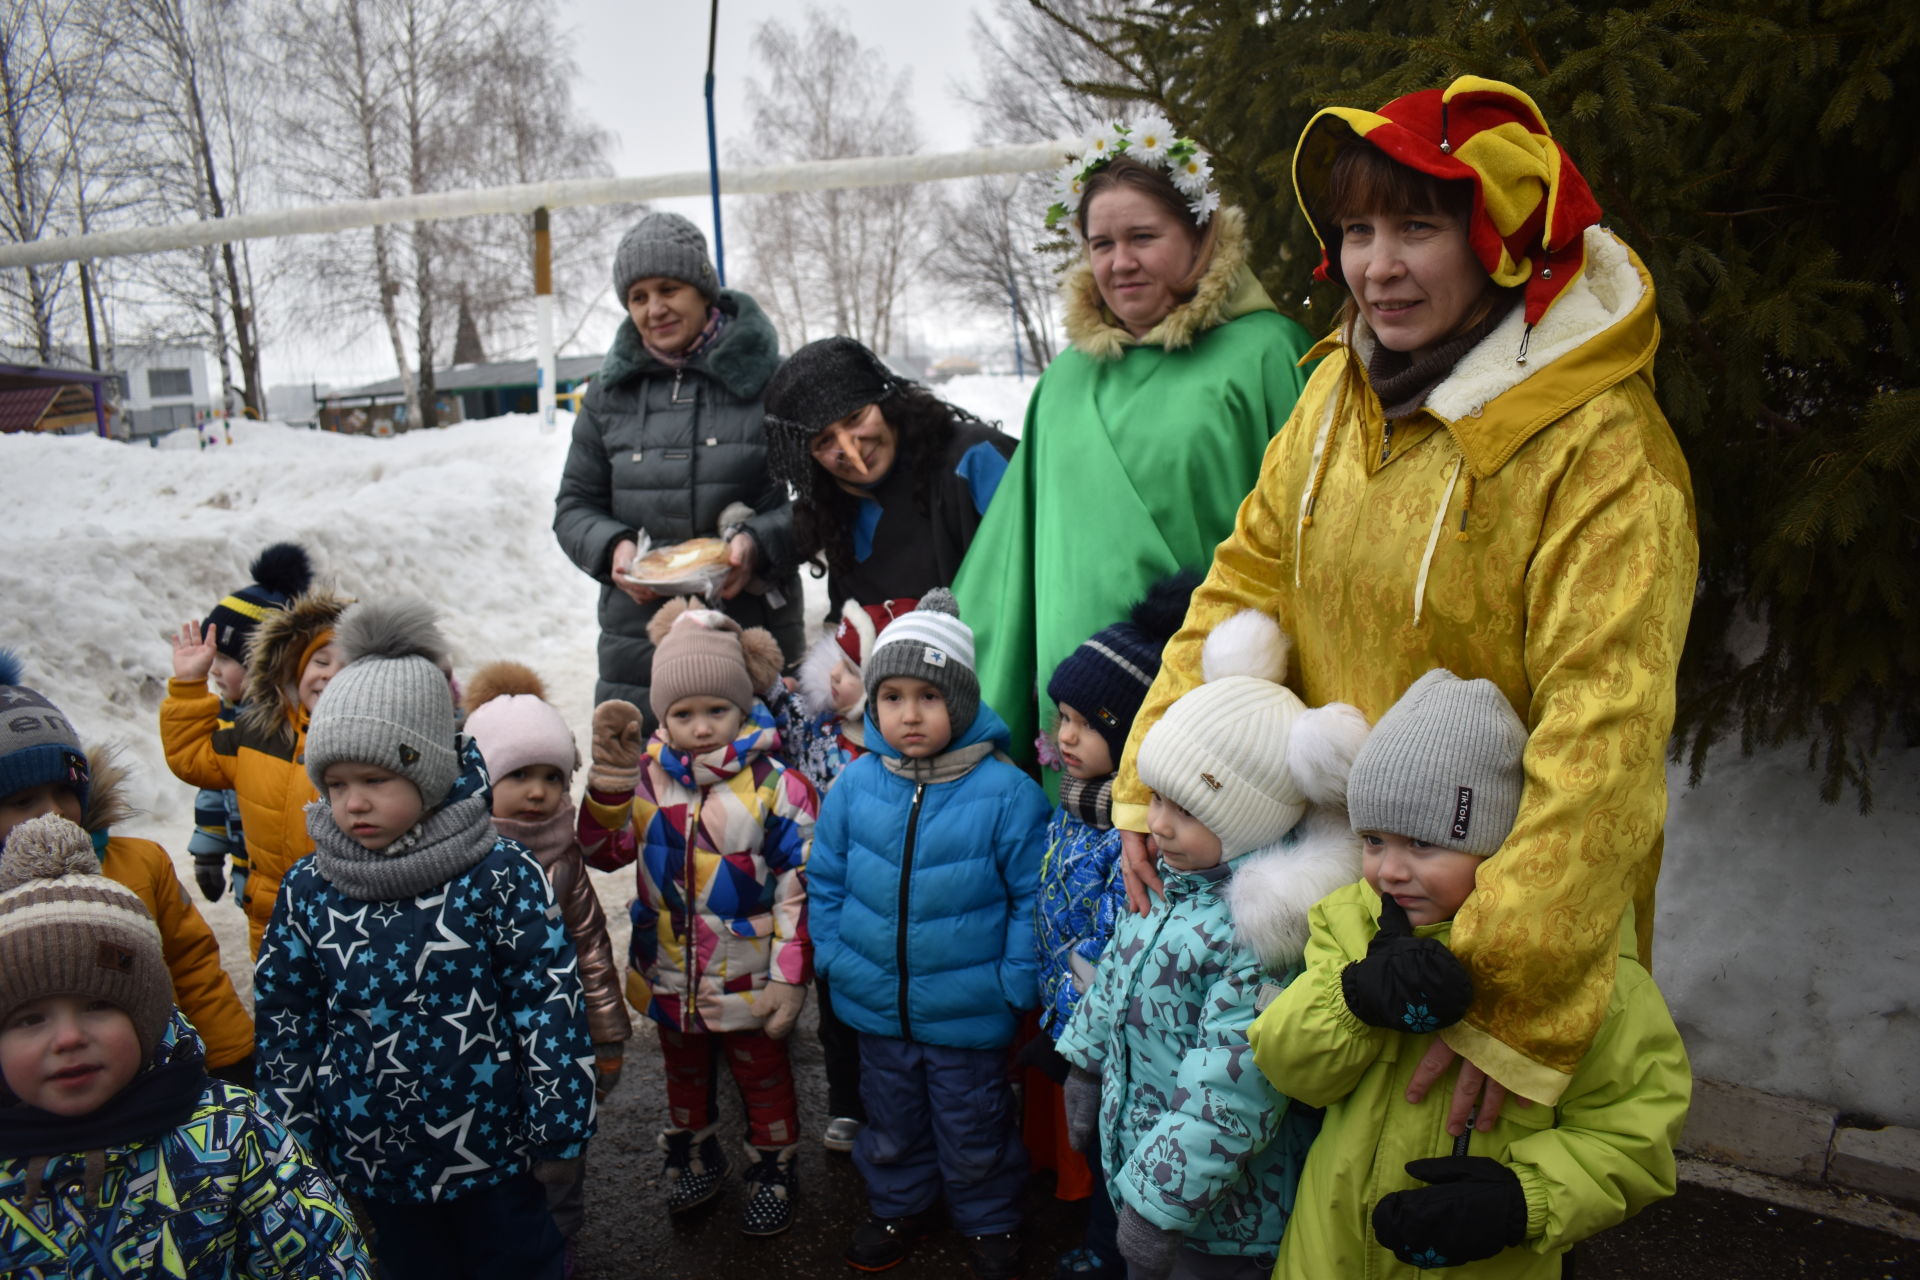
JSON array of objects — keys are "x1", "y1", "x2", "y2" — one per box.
[
  {"x1": 738, "y1": 1143, "x2": 798, "y2": 1237},
  {"x1": 659, "y1": 1124, "x2": 730, "y2": 1213},
  {"x1": 844, "y1": 1209, "x2": 938, "y2": 1272}
]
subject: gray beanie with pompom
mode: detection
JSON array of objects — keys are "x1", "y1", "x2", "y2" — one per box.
[
  {"x1": 863, "y1": 588, "x2": 981, "y2": 740},
  {"x1": 304, "y1": 598, "x2": 460, "y2": 810}
]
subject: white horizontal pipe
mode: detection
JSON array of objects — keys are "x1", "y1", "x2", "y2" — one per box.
[{"x1": 0, "y1": 139, "x2": 1082, "y2": 268}]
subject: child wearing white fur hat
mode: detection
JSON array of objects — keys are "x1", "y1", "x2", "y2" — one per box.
[{"x1": 1053, "y1": 608, "x2": 1370, "y2": 1280}]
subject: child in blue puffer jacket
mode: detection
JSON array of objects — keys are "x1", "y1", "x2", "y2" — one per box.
[
  {"x1": 807, "y1": 589, "x2": 1049, "y2": 1280},
  {"x1": 1057, "y1": 610, "x2": 1370, "y2": 1280}
]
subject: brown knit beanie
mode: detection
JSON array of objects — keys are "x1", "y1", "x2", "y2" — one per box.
[
  {"x1": 649, "y1": 604, "x2": 756, "y2": 722},
  {"x1": 0, "y1": 813, "x2": 172, "y2": 1063}
]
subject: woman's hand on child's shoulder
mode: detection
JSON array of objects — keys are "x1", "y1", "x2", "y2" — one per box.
[{"x1": 170, "y1": 619, "x2": 218, "y2": 682}]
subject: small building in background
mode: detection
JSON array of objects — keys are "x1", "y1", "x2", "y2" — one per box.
[
  {"x1": 114, "y1": 345, "x2": 215, "y2": 439},
  {"x1": 0, "y1": 362, "x2": 113, "y2": 436},
  {"x1": 317, "y1": 355, "x2": 601, "y2": 434}
]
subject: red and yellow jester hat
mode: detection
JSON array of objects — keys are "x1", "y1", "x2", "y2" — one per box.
[{"x1": 1293, "y1": 75, "x2": 1602, "y2": 328}]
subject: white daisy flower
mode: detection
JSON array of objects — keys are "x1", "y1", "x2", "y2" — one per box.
[
  {"x1": 1187, "y1": 188, "x2": 1221, "y2": 224},
  {"x1": 1087, "y1": 129, "x2": 1117, "y2": 159},
  {"x1": 1053, "y1": 161, "x2": 1087, "y2": 210},
  {"x1": 1172, "y1": 150, "x2": 1213, "y2": 197},
  {"x1": 1130, "y1": 113, "x2": 1176, "y2": 164}
]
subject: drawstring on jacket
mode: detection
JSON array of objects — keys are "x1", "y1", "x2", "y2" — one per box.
[{"x1": 1413, "y1": 457, "x2": 1464, "y2": 627}]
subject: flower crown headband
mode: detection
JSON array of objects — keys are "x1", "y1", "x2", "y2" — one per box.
[{"x1": 1045, "y1": 114, "x2": 1218, "y2": 232}]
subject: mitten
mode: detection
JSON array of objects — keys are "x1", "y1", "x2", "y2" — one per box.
[
  {"x1": 1341, "y1": 895, "x2": 1474, "y2": 1032},
  {"x1": 193, "y1": 853, "x2": 226, "y2": 903},
  {"x1": 593, "y1": 1044, "x2": 625, "y2": 1100},
  {"x1": 588, "y1": 699, "x2": 645, "y2": 795},
  {"x1": 1371, "y1": 1156, "x2": 1527, "y2": 1269},
  {"x1": 1014, "y1": 1033, "x2": 1071, "y2": 1085},
  {"x1": 532, "y1": 1156, "x2": 584, "y2": 1189},
  {"x1": 1063, "y1": 1066, "x2": 1101, "y2": 1153},
  {"x1": 1115, "y1": 1205, "x2": 1184, "y2": 1280},
  {"x1": 758, "y1": 980, "x2": 806, "y2": 1040}
]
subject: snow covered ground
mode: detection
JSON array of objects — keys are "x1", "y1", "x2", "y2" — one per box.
[{"x1": 4, "y1": 378, "x2": 1916, "y2": 1128}]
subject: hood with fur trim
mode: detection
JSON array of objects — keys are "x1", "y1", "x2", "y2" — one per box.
[
  {"x1": 240, "y1": 590, "x2": 350, "y2": 745},
  {"x1": 1225, "y1": 807, "x2": 1365, "y2": 971},
  {"x1": 595, "y1": 288, "x2": 781, "y2": 400},
  {"x1": 1061, "y1": 205, "x2": 1279, "y2": 361},
  {"x1": 77, "y1": 744, "x2": 134, "y2": 837}
]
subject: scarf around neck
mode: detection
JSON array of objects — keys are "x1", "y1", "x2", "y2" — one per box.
[
  {"x1": 881, "y1": 739, "x2": 996, "y2": 785},
  {"x1": 643, "y1": 305, "x2": 728, "y2": 369},
  {"x1": 0, "y1": 1032, "x2": 206, "y2": 1177},
  {"x1": 308, "y1": 786, "x2": 498, "y2": 902},
  {"x1": 491, "y1": 803, "x2": 577, "y2": 870},
  {"x1": 1057, "y1": 773, "x2": 1114, "y2": 829},
  {"x1": 1366, "y1": 295, "x2": 1518, "y2": 420}
]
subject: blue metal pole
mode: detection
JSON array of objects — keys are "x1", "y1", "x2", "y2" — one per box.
[{"x1": 705, "y1": 0, "x2": 726, "y2": 286}]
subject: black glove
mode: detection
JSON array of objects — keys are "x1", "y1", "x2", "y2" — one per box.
[
  {"x1": 1371, "y1": 1156, "x2": 1526, "y2": 1269},
  {"x1": 1014, "y1": 1032, "x2": 1071, "y2": 1085},
  {"x1": 1340, "y1": 895, "x2": 1473, "y2": 1032},
  {"x1": 1063, "y1": 1066, "x2": 1101, "y2": 1153},
  {"x1": 193, "y1": 853, "x2": 226, "y2": 903}
]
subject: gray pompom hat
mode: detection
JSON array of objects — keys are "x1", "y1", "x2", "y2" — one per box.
[
  {"x1": 304, "y1": 599, "x2": 460, "y2": 811},
  {"x1": 863, "y1": 589, "x2": 981, "y2": 740},
  {"x1": 1345, "y1": 669, "x2": 1527, "y2": 856},
  {"x1": 611, "y1": 212, "x2": 719, "y2": 303}
]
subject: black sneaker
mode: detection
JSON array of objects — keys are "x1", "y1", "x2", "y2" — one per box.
[
  {"x1": 658, "y1": 1126, "x2": 730, "y2": 1213},
  {"x1": 844, "y1": 1210, "x2": 935, "y2": 1272},
  {"x1": 739, "y1": 1144, "x2": 797, "y2": 1237},
  {"x1": 967, "y1": 1231, "x2": 1021, "y2": 1280}
]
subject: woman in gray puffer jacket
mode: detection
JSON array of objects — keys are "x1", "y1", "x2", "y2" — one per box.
[{"x1": 554, "y1": 212, "x2": 805, "y2": 720}]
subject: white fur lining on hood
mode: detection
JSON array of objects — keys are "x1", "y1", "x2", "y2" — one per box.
[
  {"x1": 1226, "y1": 807, "x2": 1364, "y2": 972},
  {"x1": 797, "y1": 631, "x2": 854, "y2": 719}
]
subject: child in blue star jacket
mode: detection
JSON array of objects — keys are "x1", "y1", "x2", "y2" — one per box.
[{"x1": 254, "y1": 600, "x2": 595, "y2": 1280}]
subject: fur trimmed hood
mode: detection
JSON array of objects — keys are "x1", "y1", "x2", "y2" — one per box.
[
  {"x1": 1225, "y1": 806, "x2": 1364, "y2": 972},
  {"x1": 240, "y1": 590, "x2": 350, "y2": 744},
  {"x1": 597, "y1": 287, "x2": 782, "y2": 400},
  {"x1": 1061, "y1": 205, "x2": 1278, "y2": 361},
  {"x1": 78, "y1": 743, "x2": 135, "y2": 836},
  {"x1": 797, "y1": 631, "x2": 853, "y2": 719}
]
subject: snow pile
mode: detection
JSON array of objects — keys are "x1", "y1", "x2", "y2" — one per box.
[{"x1": 4, "y1": 379, "x2": 1918, "y2": 1129}]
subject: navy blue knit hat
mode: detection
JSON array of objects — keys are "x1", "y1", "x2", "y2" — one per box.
[
  {"x1": 1046, "y1": 570, "x2": 1201, "y2": 763},
  {"x1": 0, "y1": 652, "x2": 89, "y2": 813},
  {"x1": 205, "y1": 542, "x2": 313, "y2": 662}
]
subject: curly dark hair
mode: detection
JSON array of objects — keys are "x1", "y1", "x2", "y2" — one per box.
[{"x1": 791, "y1": 381, "x2": 996, "y2": 585}]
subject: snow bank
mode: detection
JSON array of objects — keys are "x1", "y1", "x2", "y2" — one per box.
[{"x1": 6, "y1": 379, "x2": 1916, "y2": 1128}]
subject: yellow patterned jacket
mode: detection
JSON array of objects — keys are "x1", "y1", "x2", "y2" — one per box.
[{"x1": 1116, "y1": 226, "x2": 1698, "y2": 1104}]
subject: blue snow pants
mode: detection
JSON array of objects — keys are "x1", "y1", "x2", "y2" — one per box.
[{"x1": 853, "y1": 1033, "x2": 1026, "y2": 1235}]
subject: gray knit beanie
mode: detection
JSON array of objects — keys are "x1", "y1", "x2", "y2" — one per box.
[
  {"x1": 611, "y1": 212, "x2": 718, "y2": 302},
  {"x1": 304, "y1": 598, "x2": 460, "y2": 811},
  {"x1": 0, "y1": 814, "x2": 172, "y2": 1065},
  {"x1": 1346, "y1": 669, "x2": 1527, "y2": 856},
  {"x1": 863, "y1": 588, "x2": 980, "y2": 740}
]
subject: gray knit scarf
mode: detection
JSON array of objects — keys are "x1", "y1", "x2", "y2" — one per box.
[
  {"x1": 307, "y1": 788, "x2": 498, "y2": 901},
  {"x1": 881, "y1": 740, "x2": 997, "y2": 785},
  {"x1": 1057, "y1": 773, "x2": 1114, "y2": 829}
]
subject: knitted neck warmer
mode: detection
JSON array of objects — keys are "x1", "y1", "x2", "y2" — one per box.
[
  {"x1": 1366, "y1": 296, "x2": 1517, "y2": 420},
  {"x1": 652, "y1": 706, "x2": 775, "y2": 789},
  {"x1": 0, "y1": 1035, "x2": 206, "y2": 1197},
  {"x1": 307, "y1": 787, "x2": 497, "y2": 901},
  {"x1": 643, "y1": 305, "x2": 727, "y2": 369},
  {"x1": 1057, "y1": 773, "x2": 1114, "y2": 829},
  {"x1": 881, "y1": 739, "x2": 995, "y2": 785},
  {"x1": 490, "y1": 802, "x2": 577, "y2": 871}
]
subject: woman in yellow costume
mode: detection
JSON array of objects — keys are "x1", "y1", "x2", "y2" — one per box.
[{"x1": 1116, "y1": 77, "x2": 1698, "y2": 1117}]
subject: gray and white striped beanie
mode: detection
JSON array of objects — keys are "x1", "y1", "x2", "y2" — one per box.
[
  {"x1": 0, "y1": 813, "x2": 171, "y2": 1063},
  {"x1": 863, "y1": 588, "x2": 980, "y2": 738}
]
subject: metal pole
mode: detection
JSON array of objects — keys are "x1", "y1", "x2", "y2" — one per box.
[
  {"x1": 705, "y1": 0, "x2": 726, "y2": 286},
  {"x1": 1008, "y1": 269, "x2": 1024, "y2": 380},
  {"x1": 533, "y1": 206, "x2": 556, "y2": 433}
]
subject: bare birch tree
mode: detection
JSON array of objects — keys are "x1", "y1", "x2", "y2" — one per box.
[{"x1": 731, "y1": 8, "x2": 927, "y2": 353}]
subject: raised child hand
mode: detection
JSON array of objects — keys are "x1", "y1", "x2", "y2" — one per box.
[
  {"x1": 1341, "y1": 895, "x2": 1474, "y2": 1033},
  {"x1": 588, "y1": 699, "x2": 644, "y2": 795},
  {"x1": 170, "y1": 619, "x2": 219, "y2": 682}
]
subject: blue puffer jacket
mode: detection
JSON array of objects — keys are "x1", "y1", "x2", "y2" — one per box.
[
  {"x1": 1056, "y1": 812, "x2": 1361, "y2": 1259},
  {"x1": 808, "y1": 702, "x2": 1049, "y2": 1050},
  {"x1": 1034, "y1": 807, "x2": 1126, "y2": 1039},
  {"x1": 255, "y1": 836, "x2": 597, "y2": 1205}
]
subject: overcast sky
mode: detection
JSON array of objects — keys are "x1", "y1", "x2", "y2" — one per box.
[{"x1": 271, "y1": 0, "x2": 997, "y2": 389}]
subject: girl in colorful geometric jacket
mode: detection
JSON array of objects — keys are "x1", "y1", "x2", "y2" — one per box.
[
  {"x1": 579, "y1": 600, "x2": 816, "y2": 1238},
  {"x1": 1056, "y1": 610, "x2": 1369, "y2": 1280},
  {"x1": 253, "y1": 600, "x2": 596, "y2": 1280},
  {"x1": 1250, "y1": 670, "x2": 1689, "y2": 1279},
  {"x1": 0, "y1": 813, "x2": 371, "y2": 1279}
]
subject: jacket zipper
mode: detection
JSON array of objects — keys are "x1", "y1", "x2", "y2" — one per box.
[
  {"x1": 1380, "y1": 418, "x2": 1395, "y2": 464},
  {"x1": 895, "y1": 782, "x2": 926, "y2": 1040},
  {"x1": 682, "y1": 786, "x2": 703, "y2": 1032}
]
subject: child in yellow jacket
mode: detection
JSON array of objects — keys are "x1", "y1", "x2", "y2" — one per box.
[
  {"x1": 1250, "y1": 670, "x2": 1690, "y2": 1278},
  {"x1": 0, "y1": 654, "x2": 254, "y2": 1081},
  {"x1": 161, "y1": 589, "x2": 348, "y2": 957}
]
